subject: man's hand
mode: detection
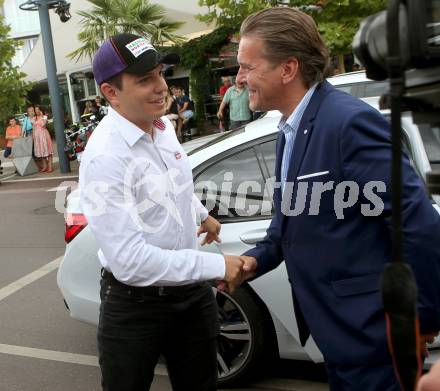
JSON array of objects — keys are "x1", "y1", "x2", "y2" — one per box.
[
  {"x1": 217, "y1": 255, "x2": 257, "y2": 294},
  {"x1": 221, "y1": 255, "x2": 244, "y2": 294},
  {"x1": 417, "y1": 359, "x2": 440, "y2": 391},
  {"x1": 197, "y1": 215, "x2": 221, "y2": 245},
  {"x1": 420, "y1": 331, "x2": 439, "y2": 358},
  {"x1": 240, "y1": 255, "x2": 258, "y2": 281},
  {"x1": 217, "y1": 111, "x2": 223, "y2": 120}
]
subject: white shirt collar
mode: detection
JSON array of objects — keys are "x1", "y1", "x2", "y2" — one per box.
[{"x1": 107, "y1": 106, "x2": 150, "y2": 148}]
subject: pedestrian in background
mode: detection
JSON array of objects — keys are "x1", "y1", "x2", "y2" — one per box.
[
  {"x1": 4, "y1": 117, "x2": 21, "y2": 158},
  {"x1": 173, "y1": 86, "x2": 193, "y2": 141},
  {"x1": 94, "y1": 96, "x2": 108, "y2": 120},
  {"x1": 165, "y1": 87, "x2": 179, "y2": 130},
  {"x1": 219, "y1": 76, "x2": 232, "y2": 97},
  {"x1": 82, "y1": 100, "x2": 97, "y2": 117},
  {"x1": 21, "y1": 105, "x2": 34, "y2": 137},
  {"x1": 217, "y1": 80, "x2": 251, "y2": 130},
  {"x1": 32, "y1": 105, "x2": 53, "y2": 172},
  {"x1": 217, "y1": 76, "x2": 233, "y2": 131}
]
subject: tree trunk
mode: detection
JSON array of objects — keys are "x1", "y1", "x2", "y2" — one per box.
[{"x1": 338, "y1": 54, "x2": 346, "y2": 74}]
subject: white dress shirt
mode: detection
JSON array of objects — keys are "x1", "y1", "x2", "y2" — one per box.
[
  {"x1": 279, "y1": 83, "x2": 317, "y2": 194},
  {"x1": 79, "y1": 107, "x2": 225, "y2": 286}
]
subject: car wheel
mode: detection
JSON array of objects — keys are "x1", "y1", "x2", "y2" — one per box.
[{"x1": 215, "y1": 284, "x2": 276, "y2": 387}]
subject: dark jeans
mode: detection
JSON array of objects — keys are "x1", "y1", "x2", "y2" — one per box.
[
  {"x1": 98, "y1": 274, "x2": 219, "y2": 391},
  {"x1": 3, "y1": 147, "x2": 12, "y2": 158}
]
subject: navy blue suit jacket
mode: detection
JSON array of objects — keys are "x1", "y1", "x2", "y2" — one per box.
[{"x1": 245, "y1": 81, "x2": 440, "y2": 366}]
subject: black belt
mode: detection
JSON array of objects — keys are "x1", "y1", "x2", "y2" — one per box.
[{"x1": 101, "y1": 269, "x2": 205, "y2": 297}]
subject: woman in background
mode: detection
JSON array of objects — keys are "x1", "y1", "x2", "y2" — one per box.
[
  {"x1": 32, "y1": 106, "x2": 53, "y2": 172},
  {"x1": 82, "y1": 100, "x2": 97, "y2": 117}
]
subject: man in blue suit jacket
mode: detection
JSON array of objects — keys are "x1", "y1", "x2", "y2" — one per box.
[{"x1": 235, "y1": 7, "x2": 440, "y2": 390}]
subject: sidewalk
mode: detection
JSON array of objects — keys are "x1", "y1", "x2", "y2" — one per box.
[{"x1": 0, "y1": 149, "x2": 79, "y2": 182}]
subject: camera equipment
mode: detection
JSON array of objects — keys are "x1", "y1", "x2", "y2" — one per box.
[
  {"x1": 19, "y1": 0, "x2": 71, "y2": 23},
  {"x1": 353, "y1": 1, "x2": 440, "y2": 390},
  {"x1": 54, "y1": 1, "x2": 71, "y2": 23},
  {"x1": 354, "y1": 0, "x2": 440, "y2": 202}
]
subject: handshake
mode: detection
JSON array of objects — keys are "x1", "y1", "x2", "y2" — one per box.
[
  {"x1": 218, "y1": 255, "x2": 258, "y2": 294},
  {"x1": 197, "y1": 215, "x2": 257, "y2": 293}
]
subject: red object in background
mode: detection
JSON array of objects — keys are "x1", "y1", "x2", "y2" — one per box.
[{"x1": 219, "y1": 85, "x2": 231, "y2": 97}]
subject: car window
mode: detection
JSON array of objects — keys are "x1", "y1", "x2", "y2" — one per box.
[
  {"x1": 418, "y1": 124, "x2": 440, "y2": 171},
  {"x1": 333, "y1": 81, "x2": 387, "y2": 98},
  {"x1": 333, "y1": 83, "x2": 357, "y2": 95},
  {"x1": 259, "y1": 139, "x2": 276, "y2": 176},
  {"x1": 195, "y1": 147, "x2": 272, "y2": 222},
  {"x1": 363, "y1": 81, "x2": 388, "y2": 98}
]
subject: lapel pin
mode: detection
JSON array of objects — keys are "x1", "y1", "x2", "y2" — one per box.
[
  {"x1": 175, "y1": 151, "x2": 182, "y2": 160},
  {"x1": 304, "y1": 129, "x2": 308, "y2": 134}
]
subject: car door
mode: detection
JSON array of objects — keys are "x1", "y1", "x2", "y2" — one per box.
[
  {"x1": 193, "y1": 136, "x2": 320, "y2": 362},
  {"x1": 193, "y1": 136, "x2": 275, "y2": 257}
]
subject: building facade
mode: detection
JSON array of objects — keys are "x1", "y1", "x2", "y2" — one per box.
[
  {"x1": 8, "y1": 0, "x2": 213, "y2": 123},
  {"x1": 1, "y1": 0, "x2": 40, "y2": 67}
]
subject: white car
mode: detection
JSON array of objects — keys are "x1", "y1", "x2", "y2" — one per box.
[
  {"x1": 57, "y1": 97, "x2": 440, "y2": 387},
  {"x1": 327, "y1": 71, "x2": 389, "y2": 98}
]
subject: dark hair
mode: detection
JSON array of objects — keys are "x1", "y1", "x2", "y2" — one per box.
[
  {"x1": 240, "y1": 7, "x2": 330, "y2": 87},
  {"x1": 105, "y1": 72, "x2": 124, "y2": 91}
]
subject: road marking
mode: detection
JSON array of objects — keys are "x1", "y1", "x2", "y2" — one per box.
[
  {"x1": 47, "y1": 185, "x2": 71, "y2": 192},
  {"x1": 0, "y1": 343, "x2": 327, "y2": 390},
  {"x1": 2, "y1": 175, "x2": 78, "y2": 183},
  {"x1": 0, "y1": 257, "x2": 62, "y2": 302},
  {"x1": 0, "y1": 344, "x2": 99, "y2": 366},
  {"x1": 0, "y1": 343, "x2": 168, "y2": 375},
  {"x1": 0, "y1": 188, "x2": 59, "y2": 195}
]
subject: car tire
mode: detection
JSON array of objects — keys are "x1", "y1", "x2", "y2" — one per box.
[{"x1": 216, "y1": 284, "x2": 277, "y2": 387}]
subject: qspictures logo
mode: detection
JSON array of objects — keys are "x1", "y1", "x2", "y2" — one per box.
[{"x1": 55, "y1": 165, "x2": 387, "y2": 234}]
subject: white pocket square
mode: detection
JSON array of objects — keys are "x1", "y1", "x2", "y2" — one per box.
[{"x1": 297, "y1": 171, "x2": 330, "y2": 180}]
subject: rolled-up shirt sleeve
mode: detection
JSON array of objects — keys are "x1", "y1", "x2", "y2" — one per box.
[
  {"x1": 192, "y1": 194, "x2": 209, "y2": 223},
  {"x1": 80, "y1": 154, "x2": 225, "y2": 286}
]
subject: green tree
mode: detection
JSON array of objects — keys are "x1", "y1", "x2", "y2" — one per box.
[
  {"x1": 69, "y1": 0, "x2": 185, "y2": 61},
  {"x1": 313, "y1": 0, "x2": 387, "y2": 72},
  {"x1": 198, "y1": 0, "x2": 387, "y2": 72},
  {"x1": 197, "y1": 0, "x2": 282, "y2": 29},
  {"x1": 0, "y1": 16, "x2": 31, "y2": 134}
]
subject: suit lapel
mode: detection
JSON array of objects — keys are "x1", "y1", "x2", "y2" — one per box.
[
  {"x1": 275, "y1": 131, "x2": 285, "y2": 182},
  {"x1": 274, "y1": 131, "x2": 285, "y2": 207}
]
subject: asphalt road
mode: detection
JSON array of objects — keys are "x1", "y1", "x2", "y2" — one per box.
[{"x1": 0, "y1": 174, "x2": 329, "y2": 391}]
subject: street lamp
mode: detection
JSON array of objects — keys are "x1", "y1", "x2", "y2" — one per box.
[{"x1": 19, "y1": 0, "x2": 71, "y2": 173}]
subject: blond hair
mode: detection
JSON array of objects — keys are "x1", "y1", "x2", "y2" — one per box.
[{"x1": 240, "y1": 7, "x2": 330, "y2": 87}]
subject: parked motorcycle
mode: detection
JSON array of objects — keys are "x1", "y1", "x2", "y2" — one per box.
[{"x1": 64, "y1": 114, "x2": 99, "y2": 163}]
